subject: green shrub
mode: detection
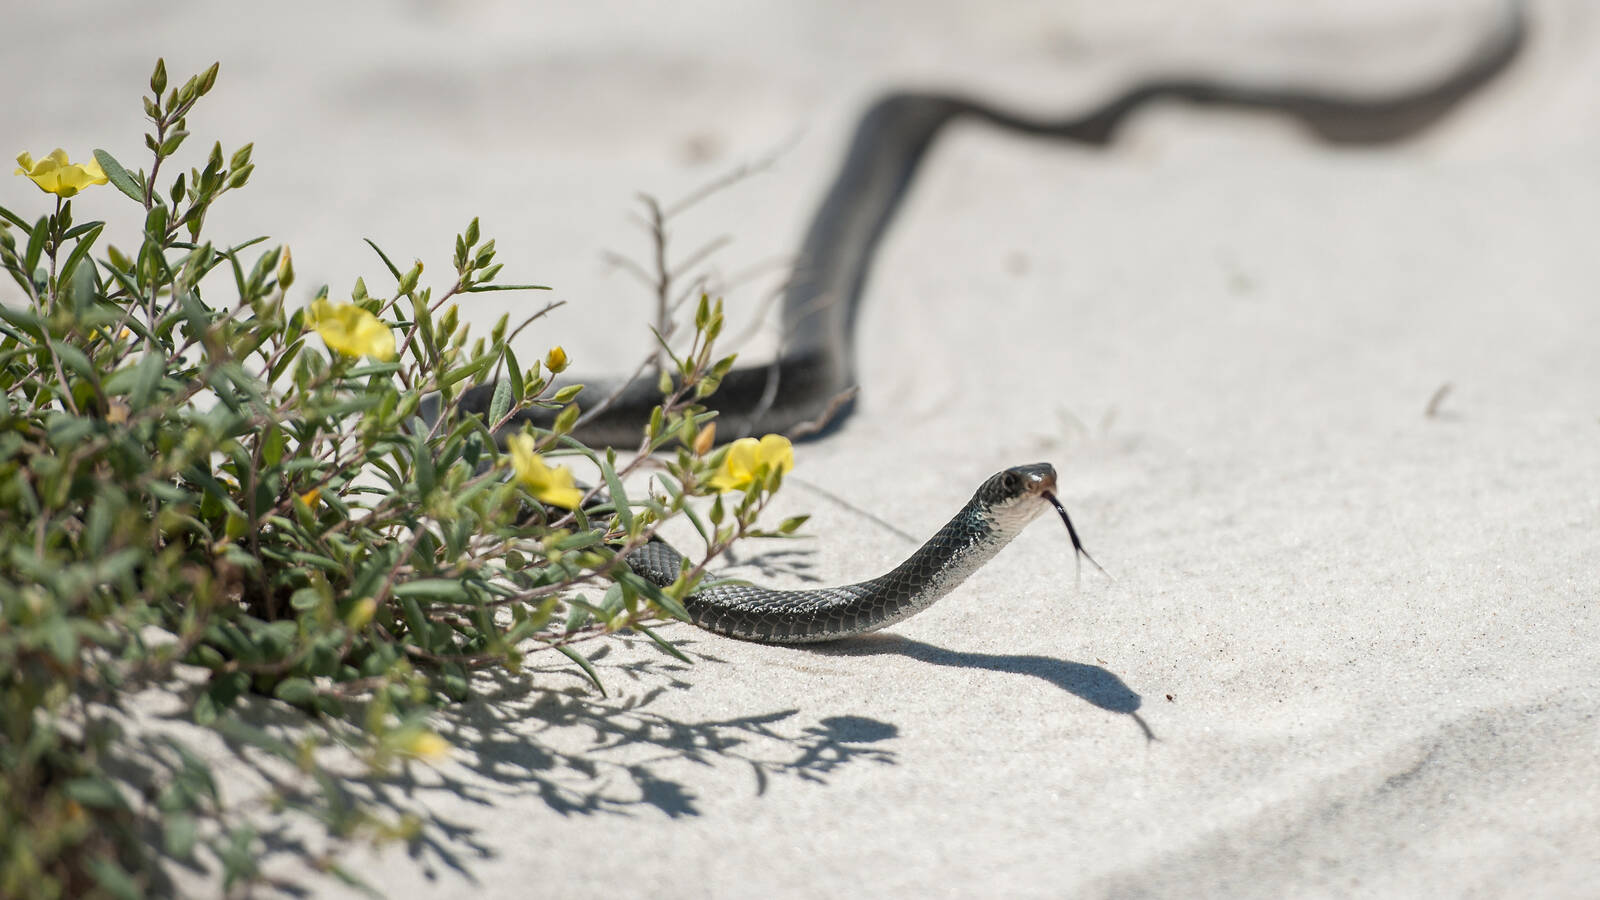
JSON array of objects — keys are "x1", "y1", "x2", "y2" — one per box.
[{"x1": 0, "y1": 59, "x2": 793, "y2": 898}]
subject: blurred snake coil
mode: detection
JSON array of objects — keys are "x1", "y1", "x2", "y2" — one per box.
[{"x1": 436, "y1": 3, "x2": 1525, "y2": 643}]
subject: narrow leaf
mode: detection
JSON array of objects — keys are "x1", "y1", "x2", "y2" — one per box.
[
  {"x1": 363, "y1": 237, "x2": 401, "y2": 280},
  {"x1": 393, "y1": 579, "x2": 470, "y2": 600},
  {"x1": 56, "y1": 221, "x2": 104, "y2": 289},
  {"x1": 0, "y1": 202, "x2": 29, "y2": 231},
  {"x1": 634, "y1": 621, "x2": 692, "y2": 663},
  {"x1": 599, "y1": 450, "x2": 633, "y2": 533},
  {"x1": 94, "y1": 149, "x2": 147, "y2": 203},
  {"x1": 555, "y1": 644, "x2": 607, "y2": 696},
  {"x1": 23, "y1": 215, "x2": 48, "y2": 276},
  {"x1": 462, "y1": 282, "x2": 551, "y2": 293}
]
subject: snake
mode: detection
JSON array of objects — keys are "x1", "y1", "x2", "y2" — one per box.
[
  {"x1": 631, "y1": 462, "x2": 1098, "y2": 643},
  {"x1": 439, "y1": 4, "x2": 1523, "y2": 643}
]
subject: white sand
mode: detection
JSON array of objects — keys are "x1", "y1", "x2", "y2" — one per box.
[{"x1": 6, "y1": 0, "x2": 1598, "y2": 896}]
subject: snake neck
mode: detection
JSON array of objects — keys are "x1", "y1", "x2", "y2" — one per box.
[
  {"x1": 651, "y1": 492, "x2": 1046, "y2": 644},
  {"x1": 861, "y1": 495, "x2": 1043, "y2": 619}
]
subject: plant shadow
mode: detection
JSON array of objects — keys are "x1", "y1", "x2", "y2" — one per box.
[
  {"x1": 719, "y1": 542, "x2": 825, "y2": 584},
  {"x1": 118, "y1": 636, "x2": 896, "y2": 895}
]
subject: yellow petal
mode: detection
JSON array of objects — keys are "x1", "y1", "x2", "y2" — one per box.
[
  {"x1": 535, "y1": 465, "x2": 583, "y2": 510},
  {"x1": 545, "y1": 345, "x2": 568, "y2": 373},
  {"x1": 345, "y1": 596, "x2": 377, "y2": 630},
  {"x1": 706, "y1": 434, "x2": 795, "y2": 492},
  {"x1": 707, "y1": 437, "x2": 760, "y2": 492},
  {"x1": 756, "y1": 434, "x2": 795, "y2": 474},
  {"x1": 508, "y1": 436, "x2": 583, "y2": 509},
  {"x1": 400, "y1": 730, "x2": 452, "y2": 761},
  {"x1": 14, "y1": 149, "x2": 105, "y2": 197},
  {"x1": 310, "y1": 299, "x2": 395, "y2": 360},
  {"x1": 508, "y1": 433, "x2": 536, "y2": 471}
]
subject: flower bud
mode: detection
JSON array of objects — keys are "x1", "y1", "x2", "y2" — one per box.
[
  {"x1": 692, "y1": 422, "x2": 716, "y2": 456},
  {"x1": 545, "y1": 345, "x2": 568, "y2": 373},
  {"x1": 277, "y1": 246, "x2": 294, "y2": 290}
]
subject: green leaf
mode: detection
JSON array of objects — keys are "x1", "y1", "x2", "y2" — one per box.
[
  {"x1": 393, "y1": 578, "x2": 470, "y2": 600},
  {"x1": 363, "y1": 237, "x2": 401, "y2": 280},
  {"x1": 94, "y1": 149, "x2": 146, "y2": 203},
  {"x1": 634, "y1": 621, "x2": 692, "y2": 663},
  {"x1": 412, "y1": 432, "x2": 435, "y2": 498},
  {"x1": 274, "y1": 677, "x2": 316, "y2": 706},
  {"x1": 555, "y1": 644, "x2": 606, "y2": 696},
  {"x1": 62, "y1": 220, "x2": 103, "y2": 240},
  {"x1": 0, "y1": 202, "x2": 28, "y2": 231},
  {"x1": 102, "y1": 352, "x2": 161, "y2": 400},
  {"x1": 343, "y1": 361, "x2": 402, "y2": 378},
  {"x1": 64, "y1": 777, "x2": 127, "y2": 809},
  {"x1": 616, "y1": 568, "x2": 691, "y2": 622},
  {"x1": 199, "y1": 61, "x2": 220, "y2": 95},
  {"x1": 488, "y1": 377, "x2": 512, "y2": 424},
  {"x1": 44, "y1": 617, "x2": 78, "y2": 664},
  {"x1": 553, "y1": 402, "x2": 580, "y2": 434},
  {"x1": 87, "y1": 858, "x2": 141, "y2": 900},
  {"x1": 463, "y1": 282, "x2": 551, "y2": 293},
  {"x1": 47, "y1": 341, "x2": 94, "y2": 386},
  {"x1": 196, "y1": 671, "x2": 249, "y2": 725},
  {"x1": 164, "y1": 812, "x2": 198, "y2": 859},
  {"x1": 599, "y1": 450, "x2": 633, "y2": 533},
  {"x1": 0, "y1": 302, "x2": 44, "y2": 338},
  {"x1": 130, "y1": 351, "x2": 165, "y2": 406},
  {"x1": 22, "y1": 215, "x2": 48, "y2": 277},
  {"x1": 56, "y1": 222, "x2": 103, "y2": 295},
  {"x1": 504, "y1": 347, "x2": 526, "y2": 400}
]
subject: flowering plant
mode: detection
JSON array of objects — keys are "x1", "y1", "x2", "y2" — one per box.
[{"x1": 0, "y1": 59, "x2": 801, "y2": 897}]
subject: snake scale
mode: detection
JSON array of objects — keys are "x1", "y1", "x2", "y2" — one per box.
[{"x1": 446, "y1": 4, "x2": 1524, "y2": 643}]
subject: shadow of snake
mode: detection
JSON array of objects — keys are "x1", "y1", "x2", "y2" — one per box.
[{"x1": 818, "y1": 633, "x2": 1157, "y2": 741}]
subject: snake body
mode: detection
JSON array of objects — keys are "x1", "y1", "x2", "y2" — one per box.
[
  {"x1": 451, "y1": 2, "x2": 1523, "y2": 447},
  {"x1": 440, "y1": 6, "x2": 1523, "y2": 643},
  {"x1": 628, "y1": 463, "x2": 1081, "y2": 643}
]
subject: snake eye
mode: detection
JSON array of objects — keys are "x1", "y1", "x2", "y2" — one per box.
[{"x1": 1000, "y1": 471, "x2": 1021, "y2": 493}]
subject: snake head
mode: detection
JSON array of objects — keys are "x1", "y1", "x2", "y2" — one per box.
[
  {"x1": 979, "y1": 462, "x2": 1056, "y2": 503},
  {"x1": 974, "y1": 463, "x2": 1058, "y2": 528},
  {"x1": 980, "y1": 462, "x2": 1109, "y2": 581}
]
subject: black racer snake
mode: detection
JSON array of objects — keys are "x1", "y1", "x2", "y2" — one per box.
[{"x1": 444, "y1": 3, "x2": 1524, "y2": 643}]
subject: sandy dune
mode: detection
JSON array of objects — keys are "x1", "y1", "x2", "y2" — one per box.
[{"x1": 5, "y1": 0, "x2": 1597, "y2": 896}]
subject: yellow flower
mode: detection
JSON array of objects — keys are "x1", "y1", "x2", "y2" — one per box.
[
  {"x1": 398, "y1": 729, "x2": 451, "y2": 762},
  {"x1": 345, "y1": 596, "x2": 377, "y2": 630},
  {"x1": 308, "y1": 297, "x2": 396, "y2": 361},
  {"x1": 707, "y1": 434, "x2": 794, "y2": 492},
  {"x1": 14, "y1": 149, "x2": 108, "y2": 197},
  {"x1": 545, "y1": 345, "x2": 568, "y2": 374},
  {"x1": 507, "y1": 433, "x2": 583, "y2": 509}
]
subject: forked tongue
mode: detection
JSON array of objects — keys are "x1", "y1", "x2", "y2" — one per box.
[{"x1": 1044, "y1": 491, "x2": 1111, "y2": 586}]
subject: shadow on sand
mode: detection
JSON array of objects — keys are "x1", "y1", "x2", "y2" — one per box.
[
  {"x1": 814, "y1": 633, "x2": 1155, "y2": 741},
  {"x1": 129, "y1": 632, "x2": 1147, "y2": 894},
  {"x1": 134, "y1": 636, "x2": 898, "y2": 894}
]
